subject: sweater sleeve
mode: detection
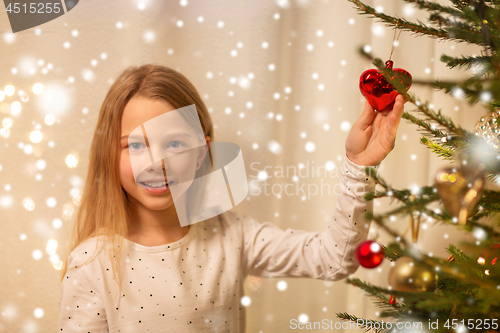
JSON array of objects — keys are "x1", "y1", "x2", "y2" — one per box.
[
  {"x1": 240, "y1": 153, "x2": 378, "y2": 280},
  {"x1": 59, "y1": 246, "x2": 109, "y2": 333}
]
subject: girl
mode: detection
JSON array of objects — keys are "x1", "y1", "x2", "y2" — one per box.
[{"x1": 59, "y1": 64, "x2": 405, "y2": 332}]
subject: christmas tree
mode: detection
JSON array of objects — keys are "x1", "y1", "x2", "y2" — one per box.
[{"x1": 336, "y1": 0, "x2": 500, "y2": 332}]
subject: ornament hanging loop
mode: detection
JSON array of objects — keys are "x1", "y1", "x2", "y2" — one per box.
[{"x1": 389, "y1": 22, "x2": 403, "y2": 61}]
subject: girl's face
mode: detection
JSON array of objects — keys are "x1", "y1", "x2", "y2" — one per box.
[{"x1": 119, "y1": 96, "x2": 210, "y2": 211}]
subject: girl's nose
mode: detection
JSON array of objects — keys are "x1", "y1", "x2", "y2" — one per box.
[
  {"x1": 148, "y1": 158, "x2": 170, "y2": 176},
  {"x1": 148, "y1": 159, "x2": 164, "y2": 173}
]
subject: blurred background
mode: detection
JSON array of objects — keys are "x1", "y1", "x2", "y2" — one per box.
[{"x1": 0, "y1": 0, "x2": 487, "y2": 331}]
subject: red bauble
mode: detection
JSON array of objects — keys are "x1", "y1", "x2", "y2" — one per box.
[
  {"x1": 359, "y1": 60, "x2": 412, "y2": 112},
  {"x1": 356, "y1": 240, "x2": 385, "y2": 268}
]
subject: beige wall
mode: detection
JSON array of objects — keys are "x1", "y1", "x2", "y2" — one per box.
[{"x1": 0, "y1": 0, "x2": 489, "y2": 332}]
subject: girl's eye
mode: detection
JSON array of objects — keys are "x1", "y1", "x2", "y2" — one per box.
[
  {"x1": 128, "y1": 142, "x2": 145, "y2": 151},
  {"x1": 167, "y1": 140, "x2": 185, "y2": 149}
]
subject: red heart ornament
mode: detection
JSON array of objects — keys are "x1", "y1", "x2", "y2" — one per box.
[{"x1": 359, "y1": 60, "x2": 412, "y2": 112}]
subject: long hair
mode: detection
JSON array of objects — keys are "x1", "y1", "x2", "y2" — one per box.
[{"x1": 59, "y1": 64, "x2": 214, "y2": 300}]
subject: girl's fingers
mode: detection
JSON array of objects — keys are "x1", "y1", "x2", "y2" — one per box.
[
  {"x1": 387, "y1": 95, "x2": 405, "y2": 138},
  {"x1": 355, "y1": 99, "x2": 376, "y2": 129}
]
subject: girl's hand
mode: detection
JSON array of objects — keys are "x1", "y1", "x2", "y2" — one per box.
[{"x1": 345, "y1": 94, "x2": 406, "y2": 166}]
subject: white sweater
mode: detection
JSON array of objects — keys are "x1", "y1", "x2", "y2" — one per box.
[{"x1": 59, "y1": 154, "x2": 377, "y2": 332}]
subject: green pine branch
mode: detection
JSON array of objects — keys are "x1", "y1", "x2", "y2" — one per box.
[
  {"x1": 428, "y1": 11, "x2": 500, "y2": 49},
  {"x1": 441, "y1": 54, "x2": 491, "y2": 72},
  {"x1": 367, "y1": 211, "x2": 500, "y2": 290},
  {"x1": 420, "y1": 136, "x2": 456, "y2": 159},
  {"x1": 400, "y1": 0, "x2": 465, "y2": 17},
  {"x1": 449, "y1": 0, "x2": 468, "y2": 10},
  {"x1": 476, "y1": 189, "x2": 500, "y2": 216},
  {"x1": 347, "y1": 0, "x2": 487, "y2": 45},
  {"x1": 446, "y1": 244, "x2": 471, "y2": 262},
  {"x1": 336, "y1": 312, "x2": 390, "y2": 333},
  {"x1": 362, "y1": 166, "x2": 500, "y2": 237},
  {"x1": 402, "y1": 111, "x2": 447, "y2": 139},
  {"x1": 427, "y1": 78, "x2": 490, "y2": 104},
  {"x1": 348, "y1": 261, "x2": 500, "y2": 318},
  {"x1": 486, "y1": 172, "x2": 499, "y2": 183},
  {"x1": 429, "y1": 12, "x2": 482, "y2": 34},
  {"x1": 382, "y1": 241, "x2": 405, "y2": 261},
  {"x1": 410, "y1": 77, "x2": 493, "y2": 89},
  {"x1": 346, "y1": 278, "x2": 449, "y2": 311}
]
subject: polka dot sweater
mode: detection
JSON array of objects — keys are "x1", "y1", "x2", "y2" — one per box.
[{"x1": 59, "y1": 153, "x2": 378, "y2": 332}]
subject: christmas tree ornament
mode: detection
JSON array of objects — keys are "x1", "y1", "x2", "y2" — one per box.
[
  {"x1": 434, "y1": 164, "x2": 485, "y2": 225},
  {"x1": 356, "y1": 240, "x2": 385, "y2": 268},
  {"x1": 359, "y1": 60, "x2": 412, "y2": 112},
  {"x1": 388, "y1": 256, "x2": 437, "y2": 292},
  {"x1": 474, "y1": 110, "x2": 500, "y2": 150},
  {"x1": 389, "y1": 295, "x2": 396, "y2": 305},
  {"x1": 410, "y1": 212, "x2": 421, "y2": 244},
  {"x1": 478, "y1": 244, "x2": 500, "y2": 266},
  {"x1": 359, "y1": 25, "x2": 412, "y2": 112},
  {"x1": 400, "y1": 211, "x2": 421, "y2": 244}
]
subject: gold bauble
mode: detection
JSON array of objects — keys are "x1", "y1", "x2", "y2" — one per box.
[
  {"x1": 388, "y1": 256, "x2": 437, "y2": 292},
  {"x1": 434, "y1": 165, "x2": 484, "y2": 225},
  {"x1": 474, "y1": 110, "x2": 500, "y2": 150}
]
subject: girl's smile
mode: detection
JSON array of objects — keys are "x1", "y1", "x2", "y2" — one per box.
[{"x1": 138, "y1": 180, "x2": 172, "y2": 194}]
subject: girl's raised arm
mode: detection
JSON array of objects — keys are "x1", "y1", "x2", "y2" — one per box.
[
  {"x1": 239, "y1": 153, "x2": 377, "y2": 280},
  {"x1": 237, "y1": 95, "x2": 405, "y2": 280}
]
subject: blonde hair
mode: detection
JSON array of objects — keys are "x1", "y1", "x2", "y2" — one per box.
[{"x1": 59, "y1": 64, "x2": 214, "y2": 300}]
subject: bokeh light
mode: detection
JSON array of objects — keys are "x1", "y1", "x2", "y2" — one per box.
[
  {"x1": 0, "y1": 195, "x2": 14, "y2": 208},
  {"x1": 65, "y1": 154, "x2": 78, "y2": 168},
  {"x1": 240, "y1": 296, "x2": 251, "y2": 306},
  {"x1": 268, "y1": 140, "x2": 282, "y2": 154},
  {"x1": 44, "y1": 114, "x2": 55, "y2": 125},
  {"x1": 32, "y1": 83, "x2": 44, "y2": 95},
  {"x1": 46, "y1": 197, "x2": 57, "y2": 208},
  {"x1": 53, "y1": 260, "x2": 63, "y2": 270},
  {"x1": 4, "y1": 85, "x2": 15, "y2": 96},
  {"x1": 10, "y1": 101, "x2": 22, "y2": 117},
  {"x1": 32, "y1": 249, "x2": 42, "y2": 260},
  {"x1": 62, "y1": 202, "x2": 75, "y2": 221},
  {"x1": 33, "y1": 308, "x2": 44, "y2": 318},
  {"x1": 2, "y1": 118, "x2": 12, "y2": 128},
  {"x1": 23, "y1": 198, "x2": 35, "y2": 211},
  {"x1": 305, "y1": 141, "x2": 316, "y2": 152},
  {"x1": 46, "y1": 239, "x2": 58, "y2": 255},
  {"x1": 52, "y1": 218, "x2": 63, "y2": 229},
  {"x1": 37, "y1": 83, "x2": 72, "y2": 116},
  {"x1": 30, "y1": 131, "x2": 42, "y2": 143},
  {"x1": 277, "y1": 280, "x2": 287, "y2": 291}
]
